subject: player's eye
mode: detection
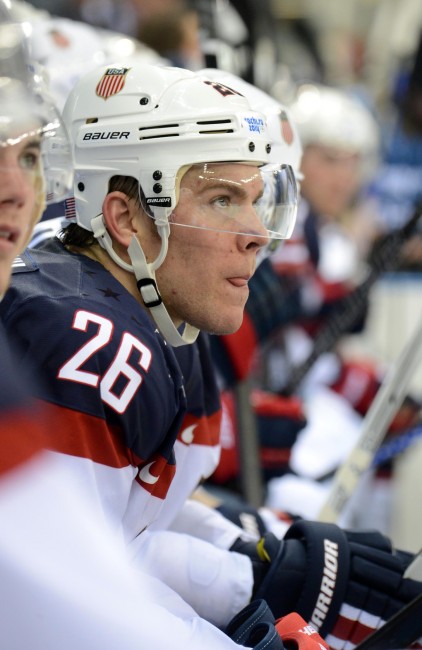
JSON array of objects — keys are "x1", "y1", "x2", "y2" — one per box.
[
  {"x1": 19, "y1": 147, "x2": 41, "y2": 171},
  {"x1": 211, "y1": 195, "x2": 231, "y2": 209}
]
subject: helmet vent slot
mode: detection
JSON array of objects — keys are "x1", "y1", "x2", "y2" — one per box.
[
  {"x1": 196, "y1": 119, "x2": 231, "y2": 125},
  {"x1": 197, "y1": 118, "x2": 233, "y2": 134},
  {"x1": 138, "y1": 118, "x2": 235, "y2": 139},
  {"x1": 139, "y1": 123, "x2": 179, "y2": 140}
]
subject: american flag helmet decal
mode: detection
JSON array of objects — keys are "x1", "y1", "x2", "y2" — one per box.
[
  {"x1": 64, "y1": 196, "x2": 76, "y2": 220},
  {"x1": 95, "y1": 67, "x2": 130, "y2": 100}
]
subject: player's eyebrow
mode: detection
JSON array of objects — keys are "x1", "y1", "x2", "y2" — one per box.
[
  {"x1": 196, "y1": 179, "x2": 264, "y2": 203},
  {"x1": 24, "y1": 138, "x2": 42, "y2": 150}
]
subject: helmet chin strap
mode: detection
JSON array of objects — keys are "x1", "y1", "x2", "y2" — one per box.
[{"x1": 91, "y1": 214, "x2": 199, "y2": 347}]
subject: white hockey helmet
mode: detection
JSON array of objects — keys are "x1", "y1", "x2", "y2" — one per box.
[
  {"x1": 0, "y1": 1, "x2": 73, "y2": 207},
  {"x1": 288, "y1": 84, "x2": 379, "y2": 180},
  {"x1": 62, "y1": 63, "x2": 298, "y2": 345},
  {"x1": 62, "y1": 63, "x2": 297, "y2": 235}
]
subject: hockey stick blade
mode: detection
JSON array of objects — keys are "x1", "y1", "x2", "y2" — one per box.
[{"x1": 354, "y1": 591, "x2": 422, "y2": 650}]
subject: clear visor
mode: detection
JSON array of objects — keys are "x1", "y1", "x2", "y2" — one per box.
[
  {"x1": 0, "y1": 25, "x2": 73, "y2": 205},
  {"x1": 149, "y1": 162, "x2": 298, "y2": 241}
]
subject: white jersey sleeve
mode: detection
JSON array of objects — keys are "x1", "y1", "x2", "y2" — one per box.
[
  {"x1": 129, "y1": 526, "x2": 254, "y2": 628},
  {"x1": 168, "y1": 498, "x2": 249, "y2": 549},
  {"x1": 169, "y1": 495, "x2": 292, "y2": 543},
  {"x1": 0, "y1": 452, "x2": 251, "y2": 650}
]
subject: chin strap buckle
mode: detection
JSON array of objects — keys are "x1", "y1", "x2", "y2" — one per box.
[{"x1": 136, "y1": 277, "x2": 163, "y2": 308}]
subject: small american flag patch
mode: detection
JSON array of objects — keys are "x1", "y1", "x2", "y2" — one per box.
[
  {"x1": 64, "y1": 196, "x2": 76, "y2": 220},
  {"x1": 96, "y1": 67, "x2": 129, "y2": 100}
]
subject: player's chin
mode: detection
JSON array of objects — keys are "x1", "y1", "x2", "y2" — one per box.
[{"x1": 208, "y1": 306, "x2": 245, "y2": 336}]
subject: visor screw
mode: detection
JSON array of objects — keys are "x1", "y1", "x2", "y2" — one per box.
[
  {"x1": 153, "y1": 170, "x2": 162, "y2": 180},
  {"x1": 266, "y1": 144, "x2": 271, "y2": 154},
  {"x1": 140, "y1": 97, "x2": 149, "y2": 105},
  {"x1": 78, "y1": 182, "x2": 85, "y2": 192},
  {"x1": 248, "y1": 142, "x2": 255, "y2": 152},
  {"x1": 153, "y1": 183, "x2": 162, "y2": 194}
]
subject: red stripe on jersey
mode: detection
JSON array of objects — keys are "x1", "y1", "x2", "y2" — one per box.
[
  {"x1": 0, "y1": 408, "x2": 46, "y2": 475},
  {"x1": 136, "y1": 454, "x2": 176, "y2": 499},
  {"x1": 177, "y1": 409, "x2": 222, "y2": 447},
  {"x1": 39, "y1": 401, "x2": 176, "y2": 500},
  {"x1": 37, "y1": 400, "x2": 132, "y2": 468}
]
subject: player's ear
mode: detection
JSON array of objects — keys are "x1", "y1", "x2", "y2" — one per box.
[{"x1": 102, "y1": 191, "x2": 137, "y2": 247}]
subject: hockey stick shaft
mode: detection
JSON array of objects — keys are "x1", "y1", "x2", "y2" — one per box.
[{"x1": 318, "y1": 316, "x2": 422, "y2": 522}]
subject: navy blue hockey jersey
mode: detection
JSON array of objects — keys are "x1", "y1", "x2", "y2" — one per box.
[{"x1": 0, "y1": 239, "x2": 221, "y2": 537}]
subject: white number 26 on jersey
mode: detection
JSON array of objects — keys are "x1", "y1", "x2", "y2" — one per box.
[{"x1": 58, "y1": 310, "x2": 152, "y2": 414}]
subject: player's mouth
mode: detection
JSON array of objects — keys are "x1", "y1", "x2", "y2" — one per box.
[
  {"x1": 0, "y1": 227, "x2": 19, "y2": 246},
  {"x1": 227, "y1": 275, "x2": 250, "y2": 288}
]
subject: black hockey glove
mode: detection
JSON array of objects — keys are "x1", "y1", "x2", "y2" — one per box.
[
  {"x1": 225, "y1": 599, "x2": 283, "y2": 649},
  {"x1": 231, "y1": 520, "x2": 422, "y2": 648},
  {"x1": 225, "y1": 598, "x2": 329, "y2": 650}
]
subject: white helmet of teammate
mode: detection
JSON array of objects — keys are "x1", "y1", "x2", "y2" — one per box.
[
  {"x1": 288, "y1": 83, "x2": 379, "y2": 180},
  {"x1": 0, "y1": 0, "x2": 73, "y2": 210},
  {"x1": 62, "y1": 63, "x2": 298, "y2": 345}
]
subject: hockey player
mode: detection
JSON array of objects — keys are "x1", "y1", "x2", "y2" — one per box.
[
  {"x1": 2, "y1": 60, "x2": 422, "y2": 650},
  {"x1": 0, "y1": 14, "x2": 201, "y2": 650},
  {"x1": 0, "y1": 59, "x2": 299, "y2": 622},
  {"x1": 0, "y1": 12, "x2": 318, "y2": 649}
]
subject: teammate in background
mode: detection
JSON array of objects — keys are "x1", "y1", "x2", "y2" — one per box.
[
  {"x1": 0, "y1": 10, "x2": 316, "y2": 649},
  {"x1": 3, "y1": 58, "x2": 422, "y2": 650},
  {"x1": 250, "y1": 84, "x2": 395, "y2": 525},
  {"x1": 266, "y1": 83, "x2": 381, "y2": 397}
]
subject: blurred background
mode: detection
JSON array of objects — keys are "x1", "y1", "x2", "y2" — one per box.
[{"x1": 20, "y1": 0, "x2": 422, "y2": 104}]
